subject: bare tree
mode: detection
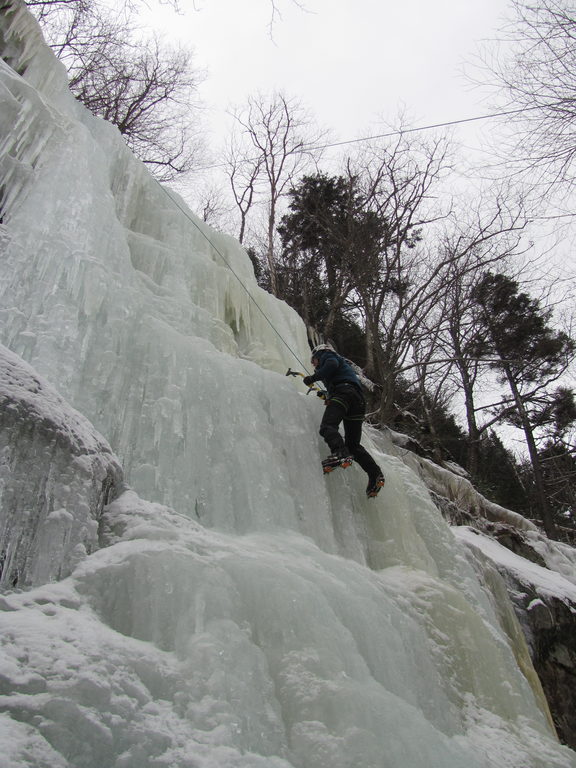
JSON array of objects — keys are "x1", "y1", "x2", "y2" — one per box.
[
  {"x1": 226, "y1": 133, "x2": 263, "y2": 245},
  {"x1": 29, "y1": 0, "x2": 305, "y2": 31},
  {"x1": 408, "y1": 324, "x2": 461, "y2": 462},
  {"x1": 226, "y1": 92, "x2": 326, "y2": 295},
  {"x1": 29, "y1": 0, "x2": 204, "y2": 180},
  {"x1": 343, "y1": 130, "x2": 452, "y2": 422},
  {"x1": 266, "y1": 0, "x2": 309, "y2": 35},
  {"x1": 420, "y1": 193, "x2": 530, "y2": 474},
  {"x1": 27, "y1": 0, "x2": 181, "y2": 17},
  {"x1": 190, "y1": 182, "x2": 232, "y2": 227},
  {"x1": 26, "y1": 0, "x2": 90, "y2": 23},
  {"x1": 76, "y1": 33, "x2": 203, "y2": 181},
  {"x1": 482, "y1": 0, "x2": 576, "y2": 188}
]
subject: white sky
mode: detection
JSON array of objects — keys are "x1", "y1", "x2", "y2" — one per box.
[
  {"x1": 139, "y1": 0, "x2": 574, "y2": 305},
  {"x1": 140, "y1": 0, "x2": 510, "y2": 157}
]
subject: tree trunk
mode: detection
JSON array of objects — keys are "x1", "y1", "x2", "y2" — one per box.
[
  {"x1": 502, "y1": 362, "x2": 557, "y2": 538},
  {"x1": 456, "y1": 359, "x2": 481, "y2": 478},
  {"x1": 266, "y1": 202, "x2": 278, "y2": 296},
  {"x1": 377, "y1": 373, "x2": 396, "y2": 425}
]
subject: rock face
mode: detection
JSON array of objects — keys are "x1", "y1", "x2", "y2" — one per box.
[
  {"x1": 516, "y1": 581, "x2": 576, "y2": 748},
  {"x1": 449, "y1": 516, "x2": 576, "y2": 751},
  {"x1": 0, "y1": 344, "x2": 123, "y2": 588},
  {"x1": 489, "y1": 536, "x2": 576, "y2": 750}
]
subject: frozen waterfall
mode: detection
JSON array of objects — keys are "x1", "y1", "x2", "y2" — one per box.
[{"x1": 1, "y1": 3, "x2": 575, "y2": 767}]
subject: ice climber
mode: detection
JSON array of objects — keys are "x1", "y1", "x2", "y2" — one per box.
[{"x1": 303, "y1": 344, "x2": 385, "y2": 498}]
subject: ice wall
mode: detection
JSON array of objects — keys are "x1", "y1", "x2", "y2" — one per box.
[
  {"x1": 1, "y1": 3, "x2": 576, "y2": 767},
  {"x1": 0, "y1": 0, "x2": 308, "y2": 518},
  {"x1": 0, "y1": 344, "x2": 122, "y2": 588}
]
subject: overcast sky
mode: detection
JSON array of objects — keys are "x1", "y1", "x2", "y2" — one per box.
[{"x1": 141, "y1": 0, "x2": 511, "y2": 157}]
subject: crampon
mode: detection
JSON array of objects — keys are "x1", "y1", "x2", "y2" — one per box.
[
  {"x1": 366, "y1": 473, "x2": 385, "y2": 498},
  {"x1": 322, "y1": 453, "x2": 354, "y2": 474}
]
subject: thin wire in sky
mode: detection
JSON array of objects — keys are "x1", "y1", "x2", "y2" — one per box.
[{"x1": 193, "y1": 101, "x2": 562, "y2": 172}]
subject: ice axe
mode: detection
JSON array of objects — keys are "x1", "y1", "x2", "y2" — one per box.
[{"x1": 285, "y1": 368, "x2": 327, "y2": 399}]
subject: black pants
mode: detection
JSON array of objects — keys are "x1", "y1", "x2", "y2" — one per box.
[{"x1": 319, "y1": 384, "x2": 381, "y2": 479}]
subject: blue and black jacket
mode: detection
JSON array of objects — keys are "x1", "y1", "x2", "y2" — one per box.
[{"x1": 309, "y1": 350, "x2": 362, "y2": 397}]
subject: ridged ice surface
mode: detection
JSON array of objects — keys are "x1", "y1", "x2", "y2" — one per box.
[{"x1": 0, "y1": 3, "x2": 575, "y2": 766}]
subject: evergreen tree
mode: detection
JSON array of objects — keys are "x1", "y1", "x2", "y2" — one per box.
[
  {"x1": 246, "y1": 246, "x2": 268, "y2": 288},
  {"x1": 476, "y1": 432, "x2": 530, "y2": 514},
  {"x1": 277, "y1": 172, "x2": 372, "y2": 339},
  {"x1": 471, "y1": 272, "x2": 575, "y2": 536}
]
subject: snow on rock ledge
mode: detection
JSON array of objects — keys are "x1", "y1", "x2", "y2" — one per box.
[
  {"x1": 385, "y1": 427, "x2": 538, "y2": 533},
  {"x1": 0, "y1": 344, "x2": 123, "y2": 588},
  {"x1": 455, "y1": 527, "x2": 576, "y2": 750}
]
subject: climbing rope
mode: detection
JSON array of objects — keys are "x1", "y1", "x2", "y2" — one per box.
[{"x1": 153, "y1": 179, "x2": 311, "y2": 373}]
